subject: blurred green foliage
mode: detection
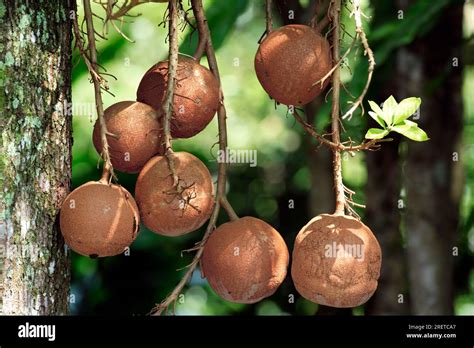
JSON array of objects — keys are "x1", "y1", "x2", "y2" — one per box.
[{"x1": 70, "y1": 0, "x2": 473, "y2": 315}]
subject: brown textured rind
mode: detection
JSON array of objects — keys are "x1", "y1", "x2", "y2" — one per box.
[
  {"x1": 136, "y1": 56, "x2": 220, "y2": 138},
  {"x1": 291, "y1": 214, "x2": 382, "y2": 307},
  {"x1": 135, "y1": 152, "x2": 214, "y2": 236},
  {"x1": 201, "y1": 216, "x2": 289, "y2": 304},
  {"x1": 254, "y1": 24, "x2": 332, "y2": 106},
  {"x1": 59, "y1": 181, "x2": 140, "y2": 257},
  {"x1": 92, "y1": 101, "x2": 163, "y2": 174}
]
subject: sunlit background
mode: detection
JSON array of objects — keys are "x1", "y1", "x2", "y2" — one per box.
[{"x1": 70, "y1": 0, "x2": 474, "y2": 315}]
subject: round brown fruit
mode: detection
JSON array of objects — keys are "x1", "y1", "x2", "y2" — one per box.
[
  {"x1": 254, "y1": 24, "x2": 332, "y2": 106},
  {"x1": 291, "y1": 214, "x2": 382, "y2": 308},
  {"x1": 136, "y1": 56, "x2": 220, "y2": 139},
  {"x1": 59, "y1": 181, "x2": 140, "y2": 257},
  {"x1": 201, "y1": 216, "x2": 289, "y2": 304},
  {"x1": 93, "y1": 101, "x2": 162, "y2": 174},
  {"x1": 135, "y1": 151, "x2": 214, "y2": 236}
]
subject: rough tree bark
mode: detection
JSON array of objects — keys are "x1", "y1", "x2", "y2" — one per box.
[
  {"x1": 399, "y1": 1, "x2": 463, "y2": 314},
  {"x1": 1, "y1": 0, "x2": 73, "y2": 314}
]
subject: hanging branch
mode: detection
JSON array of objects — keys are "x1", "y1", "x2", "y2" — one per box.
[
  {"x1": 76, "y1": 0, "x2": 116, "y2": 183},
  {"x1": 309, "y1": 0, "x2": 318, "y2": 28},
  {"x1": 192, "y1": 0, "x2": 208, "y2": 61},
  {"x1": 151, "y1": 0, "x2": 238, "y2": 315},
  {"x1": 341, "y1": 0, "x2": 375, "y2": 120},
  {"x1": 329, "y1": 0, "x2": 345, "y2": 215},
  {"x1": 162, "y1": 0, "x2": 180, "y2": 188}
]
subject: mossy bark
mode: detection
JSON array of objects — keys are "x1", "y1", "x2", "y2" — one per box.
[{"x1": 0, "y1": 0, "x2": 73, "y2": 314}]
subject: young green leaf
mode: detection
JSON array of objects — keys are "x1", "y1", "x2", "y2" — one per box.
[
  {"x1": 365, "y1": 128, "x2": 389, "y2": 140},
  {"x1": 393, "y1": 97, "x2": 421, "y2": 124},
  {"x1": 368, "y1": 100, "x2": 384, "y2": 117},
  {"x1": 382, "y1": 95, "x2": 398, "y2": 126},
  {"x1": 391, "y1": 120, "x2": 429, "y2": 141},
  {"x1": 368, "y1": 111, "x2": 386, "y2": 128}
]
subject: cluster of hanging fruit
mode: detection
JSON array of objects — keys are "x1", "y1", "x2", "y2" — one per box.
[
  {"x1": 60, "y1": 22, "x2": 381, "y2": 310},
  {"x1": 60, "y1": 56, "x2": 220, "y2": 255}
]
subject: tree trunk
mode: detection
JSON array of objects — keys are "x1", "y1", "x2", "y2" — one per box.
[
  {"x1": 365, "y1": 137, "x2": 410, "y2": 314},
  {"x1": 399, "y1": 2, "x2": 463, "y2": 314},
  {"x1": 1, "y1": 0, "x2": 73, "y2": 314},
  {"x1": 364, "y1": 0, "x2": 409, "y2": 315}
]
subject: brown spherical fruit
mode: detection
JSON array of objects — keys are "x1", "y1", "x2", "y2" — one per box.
[
  {"x1": 201, "y1": 217, "x2": 289, "y2": 304},
  {"x1": 59, "y1": 181, "x2": 140, "y2": 257},
  {"x1": 93, "y1": 101, "x2": 162, "y2": 174},
  {"x1": 135, "y1": 152, "x2": 214, "y2": 236},
  {"x1": 136, "y1": 56, "x2": 220, "y2": 138},
  {"x1": 254, "y1": 24, "x2": 332, "y2": 106},
  {"x1": 291, "y1": 214, "x2": 382, "y2": 308}
]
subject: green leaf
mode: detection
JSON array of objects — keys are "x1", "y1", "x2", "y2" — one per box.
[
  {"x1": 368, "y1": 111, "x2": 386, "y2": 128},
  {"x1": 365, "y1": 128, "x2": 389, "y2": 140},
  {"x1": 391, "y1": 121, "x2": 429, "y2": 141},
  {"x1": 368, "y1": 100, "x2": 384, "y2": 116},
  {"x1": 393, "y1": 97, "x2": 421, "y2": 124},
  {"x1": 382, "y1": 96, "x2": 398, "y2": 126}
]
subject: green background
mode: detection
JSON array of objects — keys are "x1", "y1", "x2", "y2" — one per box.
[{"x1": 70, "y1": 0, "x2": 474, "y2": 315}]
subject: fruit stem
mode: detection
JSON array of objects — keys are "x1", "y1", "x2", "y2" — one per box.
[
  {"x1": 221, "y1": 197, "x2": 239, "y2": 221},
  {"x1": 99, "y1": 170, "x2": 110, "y2": 185},
  {"x1": 265, "y1": 0, "x2": 273, "y2": 34},
  {"x1": 163, "y1": 0, "x2": 180, "y2": 188},
  {"x1": 330, "y1": 0, "x2": 345, "y2": 216}
]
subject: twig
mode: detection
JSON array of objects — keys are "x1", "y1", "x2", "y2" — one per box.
[
  {"x1": 151, "y1": 0, "x2": 237, "y2": 315},
  {"x1": 99, "y1": 0, "x2": 153, "y2": 41},
  {"x1": 341, "y1": 0, "x2": 375, "y2": 120},
  {"x1": 163, "y1": 0, "x2": 180, "y2": 188},
  {"x1": 311, "y1": 32, "x2": 358, "y2": 88},
  {"x1": 329, "y1": 0, "x2": 345, "y2": 215},
  {"x1": 102, "y1": 0, "x2": 145, "y2": 21},
  {"x1": 292, "y1": 110, "x2": 389, "y2": 152},
  {"x1": 80, "y1": 0, "x2": 115, "y2": 182}
]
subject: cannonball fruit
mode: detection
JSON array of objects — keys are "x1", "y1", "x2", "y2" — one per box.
[
  {"x1": 59, "y1": 181, "x2": 140, "y2": 257},
  {"x1": 136, "y1": 56, "x2": 220, "y2": 138},
  {"x1": 291, "y1": 214, "x2": 382, "y2": 308},
  {"x1": 201, "y1": 217, "x2": 289, "y2": 304},
  {"x1": 135, "y1": 151, "x2": 214, "y2": 236},
  {"x1": 254, "y1": 24, "x2": 332, "y2": 106},
  {"x1": 93, "y1": 101, "x2": 163, "y2": 174}
]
